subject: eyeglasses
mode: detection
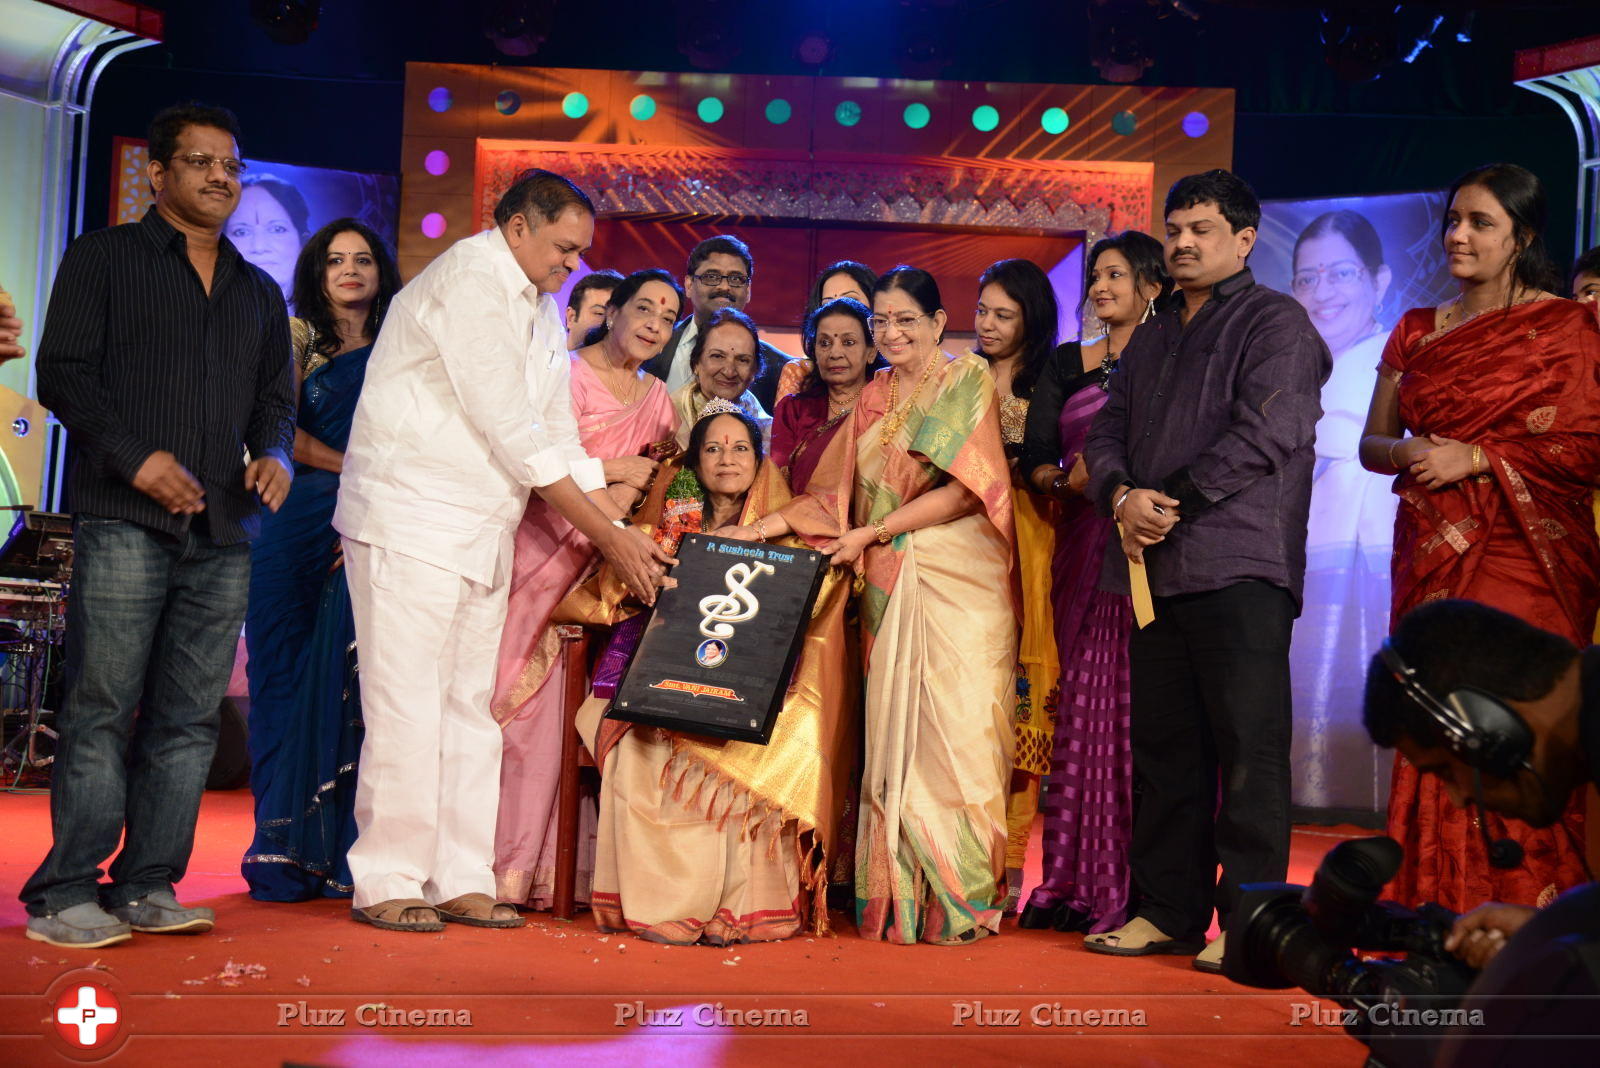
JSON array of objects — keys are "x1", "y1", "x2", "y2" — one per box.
[
  {"x1": 169, "y1": 152, "x2": 248, "y2": 179},
  {"x1": 1291, "y1": 262, "x2": 1366, "y2": 294},
  {"x1": 693, "y1": 270, "x2": 749, "y2": 289},
  {"x1": 868, "y1": 313, "x2": 929, "y2": 334}
]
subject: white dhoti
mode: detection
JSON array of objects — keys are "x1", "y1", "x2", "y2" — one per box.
[{"x1": 343, "y1": 538, "x2": 510, "y2": 907}]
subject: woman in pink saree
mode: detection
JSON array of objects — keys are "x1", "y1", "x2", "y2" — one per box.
[{"x1": 491, "y1": 269, "x2": 682, "y2": 908}]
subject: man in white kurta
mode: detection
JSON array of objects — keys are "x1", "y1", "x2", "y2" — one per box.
[{"x1": 334, "y1": 173, "x2": 666, "y2": 930}]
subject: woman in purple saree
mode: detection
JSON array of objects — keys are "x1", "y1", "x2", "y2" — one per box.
[{"x1": 1016, "y1": 232, "x2": 1170, "y2": 934}]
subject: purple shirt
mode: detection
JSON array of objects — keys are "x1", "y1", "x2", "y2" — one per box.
[{"x1": 1084, "y1": 269, "x2": 1331, "y2": 607}]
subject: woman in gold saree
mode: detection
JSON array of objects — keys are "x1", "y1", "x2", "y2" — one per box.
[
  {"x1": 568, "y1": 404, "x2": 857, "y2": 943},
  {"x1": 726, "y1": 266, "x2": 1018, "y2": 945}
]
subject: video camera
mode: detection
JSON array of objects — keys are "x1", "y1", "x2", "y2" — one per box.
[{"x1": 1225, "y1": 835, "x2": 1478, "y2": 1067}]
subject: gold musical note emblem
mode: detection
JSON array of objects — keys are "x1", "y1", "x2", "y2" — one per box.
[{"x1": 699, "y1": 562, "x2": 775, "y2": 639}]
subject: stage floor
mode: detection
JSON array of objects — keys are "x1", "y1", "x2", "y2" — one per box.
[{"x1": 0, "y1": 788, "x2": 1369, "y2": 1066}]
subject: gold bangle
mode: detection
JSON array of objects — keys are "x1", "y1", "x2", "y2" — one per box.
[
  {"x1": 1388, "y1": 438, "x2": 1404, "y2": 471},
  {"x1": 1471, "y1": 444, "x2": 1483, "y2": 476},
  {"x1": 874, "y1": 519, "x2": 892, "y2": 544},
  {"x1": 752, "y1": 517, "x2": 768, "y2": 541}
]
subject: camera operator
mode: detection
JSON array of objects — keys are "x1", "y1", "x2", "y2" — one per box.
[{"x1": 1362, "y1": 598, "x2": 1599, "y2": 1063}]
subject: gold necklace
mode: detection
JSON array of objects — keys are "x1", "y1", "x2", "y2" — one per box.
[
  {"x1": 828, "y1": 385, "x2": 862, "y2": 418},
  {"x1": 879, "y1": 352, "x2": 942, "y2": 448},
  {"x1": 590, "y1": 352, "x2": 640, "y2": 406}
]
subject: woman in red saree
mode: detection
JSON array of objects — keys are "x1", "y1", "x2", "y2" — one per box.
[{"x1": 1361, "y1": 163, "x2": 1600, "y2": 913}]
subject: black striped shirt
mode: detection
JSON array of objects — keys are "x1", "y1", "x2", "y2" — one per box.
[{"x1": 36, "y1": 206, "x2": 296, "y2": 545}]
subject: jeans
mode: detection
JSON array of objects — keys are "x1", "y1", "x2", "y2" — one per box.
[
  {"x1": 21, "y1": 516, "x2": 250, "y2": 916},
  {"x1": 1125, "y1": 580, "x2": 1295, "y2": 940}
]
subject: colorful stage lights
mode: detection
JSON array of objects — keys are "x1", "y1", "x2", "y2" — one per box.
[
  {"x1": 495, "y1": 91, "x2": 521, "y2": 116},
  {"x1": 424, "y1": 150, "x2": 449, "y2": 176},
  {"x1": 765, "y1": 98, "x2": 792, "y2": 124},
  {"x1": 971, "y1": 104, "x2": 999, "y2": 132},
  {"x1": 427, "y1": 87, "x2": 451, "y2": 113},
  {"x1": 1182, "y1": 110, "x2": 1209, "y2": 138},
  {"x1": 1111, "y1": 110, "x2": 1137, "y2": 136},
  {"x1": 1040, "y1": 107, "x2": 1070, "y2": 135},
  {"x1": 697, "y1": 96, "x2": 725, "y2": 123},
  {"x1": 903, "y1": 102, "x2": 930, "y2": 129},
  {"x1": 629, "y1": 94, "x2": 657, "y2": 121},
  {"x1": 421, "y1": 213, "x2": 446, "y2": 239},
  {"x1": 835, "y1": 100, "x2": 861, "y2": 127},
  {"x1": 561, "y1": 92, "x2": 588, "y2": 119}
]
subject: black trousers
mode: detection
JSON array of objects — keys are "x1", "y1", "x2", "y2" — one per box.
[{"x1": 1126, "y1": 579, "x2": 1294, "y2": 940}]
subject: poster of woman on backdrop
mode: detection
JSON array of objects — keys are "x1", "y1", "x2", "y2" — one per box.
[
  {"x1": 112, "y1": 138, "x2": 399, "y2": 311},
  {"x1": 1253, "y1": 191, "x2": 1454, "y2": 815}
]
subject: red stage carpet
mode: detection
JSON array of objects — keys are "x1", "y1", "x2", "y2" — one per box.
[{"x1": 0, "y1": 788, "x2": 1369, "y2": 1065}]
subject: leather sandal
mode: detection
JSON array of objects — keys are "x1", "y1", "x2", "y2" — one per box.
[
  {"x1": 435, "y1": 893, "x2": 525, "y2": 929},
  {"x1": 351, "y1": 898, "x2": 444, "y2": 932},
  {"x1": 1083, "y1": 916, "x2": 1203, "y2": 957}
]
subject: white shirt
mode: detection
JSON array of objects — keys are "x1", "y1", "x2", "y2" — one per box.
[
  {"x1": 662, "y1": 318, "x2": 699, "y2": 395},
  {"x1": 334, "y1": 227, "x2": 604, "y2": 587}
]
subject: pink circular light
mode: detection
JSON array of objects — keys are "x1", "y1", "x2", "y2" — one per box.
[
  {"x1": 424, "y1": 150, "x2": 450, "y2": 176},
  {"x1": 421, "y1": 212, "x2": 447, "y2": 239}
]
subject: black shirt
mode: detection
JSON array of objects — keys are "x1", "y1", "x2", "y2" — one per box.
[
  {"x1": 36, "y1": 207, "x2": 296, "y2": 545},
  {"x1": 1083, "y1": 269, "x2": 1331, "y2": 606},
  {"x1": 1018, "y1": 341, "x2": 1105, "y2": 474}
]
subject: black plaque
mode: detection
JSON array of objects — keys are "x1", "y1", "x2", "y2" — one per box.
[{"x1": 608, "y1": 534, "x2": 826, "y2": 744}]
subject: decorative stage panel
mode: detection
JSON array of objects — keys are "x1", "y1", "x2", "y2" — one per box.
[{"x1": 400, "y1": 63, "x2": 1234, "y2": 322}]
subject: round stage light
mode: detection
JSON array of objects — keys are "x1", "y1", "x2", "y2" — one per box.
[
  {"x1": 424, "y1": 150, "x2": 450, "y2": 176},
  {"x1": 427, "y1": 87, "x2": 452, "y2": 113},
  {"x1": 903, "y1": 102, "x2": 930, "y2": 130},
  {"x1": 630, "y1": 94, "x2": 657, "y2": 121},
  {"x1": 971, "y1": 104, "x2": 999, "y2": 132},
  {"x1": 495, "y1": 91, "x2": 521, "y2": 116},
  {"x1": 1182, "y1": 110, "x2": 1210, "y2": 138},
  {"x1": 765, "y1": 98, "x2": 792, "y2": 124},
  {"x1": 1041, "y1": 107, "x2": 1070, "y2": 135},
  {"x1": 698, "y1": 96, "x2": 725, "y2": 124},
  {"x1": 835, "y1": 100, "x2": 861, "y2": 127},
  {"x1": 1112, "y1": 110, "x2": 1138, "y2": 136},
  {"x1": 421, "y1": 213, "x2": 447, "y2": 239},
  {"x1": 561, "y1": 91, "x2": 589, "y2": 119}
]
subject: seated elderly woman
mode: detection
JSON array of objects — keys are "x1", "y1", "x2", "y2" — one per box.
[
  {"x1": 771, "y1": 297, "x2": 881, "y2": 493},
  {"x1": 565, "y1": 401, "x2": 856, "y2": 944},
  {"x1": 670, "y1": 307, "x2": 772, "y2": 450}
]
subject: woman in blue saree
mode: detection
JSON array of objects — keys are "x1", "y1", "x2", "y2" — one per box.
[{"x1": 242, "y1": 220, "x2": 400, "y2": 901}]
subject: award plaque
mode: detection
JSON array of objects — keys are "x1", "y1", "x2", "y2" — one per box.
[{"x1": 608, "y1": 534, "x2": 827, "y2": 744}]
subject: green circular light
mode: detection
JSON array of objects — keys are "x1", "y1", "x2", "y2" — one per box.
[
  {"x1": 903, "y1": 102, "x2": 930, "y2": 130},
  {"x1": 629, "y1": 94, "x2": 657, "y2": 121},
  {"x1": 971, "y1": 104, "x2": 999, "y2": 132},
  {"x1": 697, "y1": 96, "x2": 725, "y2": 124},
  {"x1": 561, "y1": 92, "x2": 588, "y2": 119},
  {"x1": 1041, "y1": 107, "x2": 1070, "y2": 135},
  {"x1": 1112, "y1": 110, "x2": 1138, "y2": 136},
  {"x1": 835, "y1": 100, "x2": 862, "y2": 127},
  {"x1": 765, "y1": 98, "x2": 792, "y2": 124}
]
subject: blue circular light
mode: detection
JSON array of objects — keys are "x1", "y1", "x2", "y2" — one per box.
[
  {"x1": 765, "y1": 98, "x2": 792, "y2": 124},
  {"x1": 971, "y1": 104, "x2": 999, "y2": 132},
  {"x1": 495, "y1": 91, "x2": 521, "y2": 116},
  {"x1": 427, "y1": 87, "x2": 452, "y2": 113},
  {"x1": 835, "y1": 100, "x2": 862, "y2": 127},
  {"x1": 629, "y1": 94, "x2": 657, "y2": 121},
  {"x1": 1182, "y1": 110, "x2": 1210, "y2": 138},
  {"x1": 697, "y1": 96, "x2": 725, "y2": 124},
  {"x1": 1041, "y1": 107, "x2": 1069, "y2": 135},
  {"x1": 1112, "y1": 110, "x2": 1138, "y2": 136},
  {"x1": 561, "y1": 91, "x2": 589, "y2": 119},
  {"x1": 903, "y1": 102, "x2": 930, "y2": 129}
]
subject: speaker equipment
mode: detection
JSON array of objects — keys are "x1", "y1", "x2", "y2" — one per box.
[
  {"x1": 206, "y1": 696, "x2": 251, "y2": 791},
  {"x1": 0, "y1": 509, "x2": 72, "y2": 582},
  {"x1": 1379, "y1": 637, "x2": 1531, "y2": 868}
]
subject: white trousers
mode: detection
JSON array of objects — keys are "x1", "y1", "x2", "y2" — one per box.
[{"x1": 343, "y1": 539, "x2": 509, "y2": 907}]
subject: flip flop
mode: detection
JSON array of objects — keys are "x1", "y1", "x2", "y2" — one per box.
[
  {"x1": 351, "y1": 898, "x2": 444, "y2": 933},
  {"x1": 435, "y1": 893, "x2": 526, "y2": 929},
  {"x1": 1083, "y1": 917, "x2": 1203, "y2": 957}
]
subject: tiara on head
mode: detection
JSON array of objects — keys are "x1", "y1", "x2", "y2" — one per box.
[{"x1": 696, "y1": 397, "x2": 742, "y2": 421}]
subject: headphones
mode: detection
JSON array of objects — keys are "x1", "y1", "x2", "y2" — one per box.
[
  {"x1": 1379, "y1": 638, "x2": 1534, "y2": 870},
  {"x1": 1379, "y1": 638, "x2": 1534, "y2": 779}
]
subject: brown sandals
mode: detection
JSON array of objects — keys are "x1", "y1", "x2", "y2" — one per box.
[
  {"x1": 351, "y1": 898, "x2": 445, "y2": 933},
  {"x1": 434, "y1": 893, "x2": 525, "y2": 929}
]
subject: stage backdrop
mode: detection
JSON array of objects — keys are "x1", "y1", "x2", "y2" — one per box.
[
  {"x1": 1253, "y1": 189, "x2": 1453, "y2": 816},
  {"x1": 112, "y1": 137, "x2": 399, "y2": 310}
]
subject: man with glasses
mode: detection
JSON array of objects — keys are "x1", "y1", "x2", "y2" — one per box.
[
  {"x1": 641, "y1": 235, "x2": 797, "y2": 410},
  {"x1": 22, "y1": 103, "x2": 296, "y2": 947}
]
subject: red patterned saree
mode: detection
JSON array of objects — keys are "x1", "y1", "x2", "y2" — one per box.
[{"x1": 1381, "y1": 299, "x2": 1600, "y2": 911}]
